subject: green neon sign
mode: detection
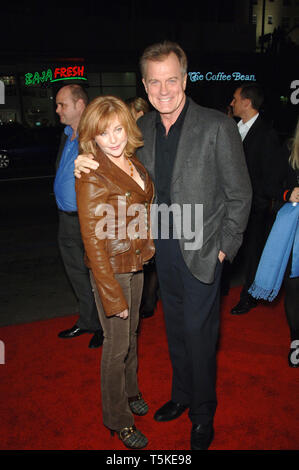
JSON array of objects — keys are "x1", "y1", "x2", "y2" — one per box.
[
  {"x1": 51, "y1": 77, "x2": 87, "y2": 83},
  {"x1": 25, "y1": 66, "x2": 86, "y2": 86}
]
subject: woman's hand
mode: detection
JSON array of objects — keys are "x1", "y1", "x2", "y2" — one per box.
[
  {"x1": 115, "y1": 309, "x2": 129, "y2": 319},
  {"x1": 289, "y1": 187, "x2": 299, "y2": 203},
  {"x1": 74, "y1": 153, "x2": 99, "y2": 178}
]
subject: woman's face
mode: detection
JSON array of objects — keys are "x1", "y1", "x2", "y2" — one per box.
[{"x1": 95, "y1": 116, "x2": 128, "y2": 160}]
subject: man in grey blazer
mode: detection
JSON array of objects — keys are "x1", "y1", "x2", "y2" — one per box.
[{"x1": 74, "y1": 41, "x2": 252, "y2": 450}]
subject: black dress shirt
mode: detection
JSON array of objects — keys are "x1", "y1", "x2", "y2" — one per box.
[
  {"x1": 154, "y1": 98, "x2": 189, "y2": 238},
  {"x1": 155, "y1": 97, "x2": 189, "y2": 206}
]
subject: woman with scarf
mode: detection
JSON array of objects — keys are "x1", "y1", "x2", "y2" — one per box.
[
  {"x1": 249, "y1": 119, "x2": 299, "y2": 367},
  {"x1": 280, "y1": 121, "x2": 299, "y2": 367}
]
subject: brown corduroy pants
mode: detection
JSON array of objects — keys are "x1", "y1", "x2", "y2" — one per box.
[{"x1": 90, "y1": 270, "x2": 144, "y2": 431}]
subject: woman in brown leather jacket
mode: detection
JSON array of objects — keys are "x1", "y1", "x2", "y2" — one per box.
[{"x1": 76, "y1": 96, "x2": 155, "y2": 449}]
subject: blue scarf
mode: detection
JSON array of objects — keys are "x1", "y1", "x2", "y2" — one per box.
[{"x1": 249, "y1": 202, "x2": 299, "y2": 301}]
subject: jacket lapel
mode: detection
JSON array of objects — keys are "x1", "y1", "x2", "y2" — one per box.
[
  {"x1": 131, "y1": 155, "x2": 153, "y2": 197},
  {"x1": 94, "y1": 149, "x2": 150, "y2": 197},
  {"x1": 171, "y1": 99, "x2": 203, "y2": 186},
  {"x1": 137, "y1": 113, "x2": 156, "y2": 181},
  {"x1": 242, "y1": 115, "x2": 261, "y2": 149}
]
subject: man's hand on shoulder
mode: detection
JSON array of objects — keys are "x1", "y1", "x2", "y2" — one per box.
[{"x1": 74, "y1": 154, "x2": 99, "y2": 179}]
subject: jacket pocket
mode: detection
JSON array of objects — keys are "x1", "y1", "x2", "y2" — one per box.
[{"x1": 106, "y1": 238, "x2": 131, "y2": 257}]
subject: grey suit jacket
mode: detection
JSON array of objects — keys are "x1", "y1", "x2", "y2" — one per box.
[{"x1": 137, "y1": 98, "x2": 252, "y2": 284}]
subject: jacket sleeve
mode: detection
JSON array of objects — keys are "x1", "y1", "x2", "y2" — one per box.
[
  {"x1": 76, "y1": 173, "x2": 128, "y2": 316},
  {"x1": 216, "y1": 117, "x2": 253, "y2": 261}
]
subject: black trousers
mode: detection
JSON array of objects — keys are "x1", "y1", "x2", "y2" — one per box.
[
  {"x1": 58, "y1": 211, "x2": 102, "y2": 332},
  {"x1": 139, "y1": 258, "x2": 159, "y2": 315},
  {"x1": 240, "y1": 210, "x2": 273, "y2": 300},
  {"x1": 155, "y1": 238, "x2": 223, "y2": 426}
]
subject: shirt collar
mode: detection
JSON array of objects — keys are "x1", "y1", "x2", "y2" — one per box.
[
  {"x1": 238, "y1": 113, "x2": 259, "y2": 131},
  {"x1": 155, "y1": 96, "x2": 189, "y2": 130},
  {"x1": 64, "y1": 125, "x2": 77, "y2": 139}
]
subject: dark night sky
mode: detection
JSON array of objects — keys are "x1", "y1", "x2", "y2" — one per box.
[
  {"x1": 1, "y1": 0, "x2": 298, "y2": 133},
  {"x1": 1, "y1": 0, "x2": 240, "y2": 56}
]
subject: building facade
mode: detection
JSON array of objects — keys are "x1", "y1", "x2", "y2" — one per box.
[
  {"x1": 252, "y1": 0, "x2": 299, "y2": 50},
  {"x1": 0, "y1": 60, "x2": 138, "y2": 127}
]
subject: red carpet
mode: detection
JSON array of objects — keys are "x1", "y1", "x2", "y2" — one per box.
[{"x1": 0, "y1": 286, "x2": 298, "y2": 451}]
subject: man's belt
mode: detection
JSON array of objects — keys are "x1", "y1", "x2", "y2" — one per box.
[{"x1": 59, "y1": 209, "x2": 78, "y2": 216}]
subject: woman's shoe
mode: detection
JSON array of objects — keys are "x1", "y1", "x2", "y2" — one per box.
[
  {"x1": 128, "y1": 393, "x2": 149, "y2": 416},
  {"x1": 110, "y1": 425, "x2": 148, "y2": 449}
]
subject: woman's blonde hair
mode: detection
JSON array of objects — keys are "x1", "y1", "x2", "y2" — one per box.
[
  {"x1": 126, "y1": 97, "x2": 150, "y2": 120},
  {"x1": 289, "y1": 118, "x2": 299, "y2": 170},
  {"x1": 78, "y1": 95, "x2": 144, "y2": 158}
]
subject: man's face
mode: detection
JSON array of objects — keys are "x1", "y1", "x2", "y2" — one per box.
[
  {"x1": 56, "y1": 87, "x2": 83, "y2": 129},
  {"x1": 142, "y1": 52, "x2": 187, "y2": 121},
  {"x1": 230, "y1": 88, "x2": 247, "y2": 119}
]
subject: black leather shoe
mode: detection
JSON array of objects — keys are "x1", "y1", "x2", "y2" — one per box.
[
  {"x1": 154, "y1": 400, "x2": 188, "y2": 422},
  {"x1": 58, "y1": 325, "x2": 90, "y2": 338},
  {"x1": 231, "y1": 298, "x2": 257, "y2": 315},
  {"x1": 191, "y1": 423, "x2": 214, "y2": 450},
  {"x1": 89, "y1": 330, "x2": 104, "y2": 348},
  {"x1": 140, "y1": 310, "x2": 154, "y2": 319}
]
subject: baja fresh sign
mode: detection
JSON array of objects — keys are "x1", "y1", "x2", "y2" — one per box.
[{"x1": 25, "y1": 66, "x2": 87, "y2": 85}]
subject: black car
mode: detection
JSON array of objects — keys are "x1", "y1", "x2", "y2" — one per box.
[{"x1": 0, "y1": 123, "x2": 61, "y2": 178}]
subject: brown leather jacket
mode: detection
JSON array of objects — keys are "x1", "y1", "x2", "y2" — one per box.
[{"x1": 76, "y1": 149, "x2": 155, "y2": 317}]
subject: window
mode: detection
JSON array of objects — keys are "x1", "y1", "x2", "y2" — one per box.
[
  {"x1": 0, "y1": 75, "x2": 17, "y2": 96},
  {"x1": 268, "y1": 15, "x2": 273, "y2": 24},
  {"x1": 0, "y1": 75, "x2": 15, "y2": 86},
  {"x1": 101, "y1": 72, "x2": 136, "y2": 101},
  {"x1": 252, "y1": 14, "x2": 257, "y2": 25},
  {"x1": 86, "y1": 72, "x2": 137, "y2": 102},
  {"x1": 101, "y1": 73, "x2": 136, "y2": 87}
]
